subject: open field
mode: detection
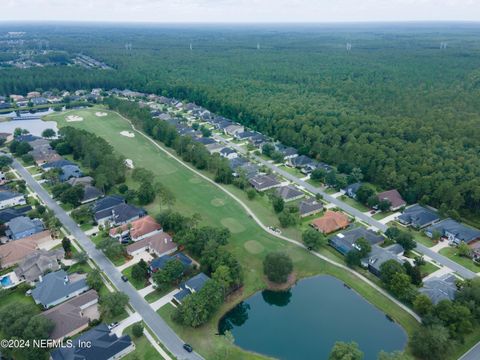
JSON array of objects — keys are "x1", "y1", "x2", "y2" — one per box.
[{"x1": 46, "y1": 108, "x2": 420, "y2": 358}]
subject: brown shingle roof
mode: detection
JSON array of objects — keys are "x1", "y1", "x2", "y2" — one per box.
[
  {"x1": 109, "y1": 215, "x2": 161, "y2": 240},
  {"x1": 42, "y1": 289, "x2": 99, "y2": 340},
  {"x1": 126, "y1": 232, "x2": 176, "y2": 256},
  {"x1": 0, "y1": 230, "x2": 52, "y2": 268},
  {"x1": 311, "y1": 211, "x2": 349, "y2": 234},
  {"x1": 377, "y1": 189, "x2": 406, "y2": 209}
]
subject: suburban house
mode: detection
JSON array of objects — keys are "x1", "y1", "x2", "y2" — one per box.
[
  {"x1": 344, "y1": 183, "x2": 362, "y2": 199},
  {"x1": 194, "y1": 137, "x2": 216, "y2": 146},
  {"x1": 230, "y1": 158, "x2": 259, "y2": 179},
  {"x1": 419, "y1": 273, "x2": 458, "y2": 305},
  {"x1": 361, "y1": 244, "x2": 404, "y2": 277},
  {"x1": 425, "y1": 219, "x2": 480, "y2": 245},
  {"x1": 224, "y1": 124, "x2": 244, "y2": 137},
  {"x1": 469, "y1": 241, "x2": 480, "y2": 262},
  {"x1": 173, "y1": 272, "x2": 210, "y2": 303},
  {"x1": 59, "y1": 164, "x2": 83, "y2": 182},
  {"x1": 31, "y1": 270, "x2": 89, "y2": 309},
  {"x1": 5, "y1": 216, "x2": 44, "y2": 240},
  {"x1": 30, "y1": 97, "x2": 48, "y2": 106},
  {"x1": 109, "y1": 215, "x2": 162, "y2": 242},
  {"x1": 248, "y1": 133, "x2": 268, "y2": 148},
  {"x1": 275, "y1": 185, "x2": 305, "y2": 202},
  {"x1": 14, "y1": 248, "x2": 65, "y2": 283},
  {"x1": 94, "y1": 203, "x2": 146, "y2": 227},
  {"x1": 298, "y1": 197, "x2": 323, "y2": 218},
  {"x1": 311, "y1": 210, "x2": 350, "y2": 234},
  {"x1": 0, "y1": 205, "x2": 32, "y2": 223},
  {"x1": 376, "y1": 189, "x2": 406, "y2": 211},
  {"x1": 92, "y1": 194, "x2": 125, "y2": 214},
  {"x1": 126, "y1": 232, "x2": 177, "y2": 257},
  {"x1": 275, "y1": 144, "x2": 298, "y2": 161},
  {"x1": 249, "y1": 174, "x2": 281, "y2": 192},
  {"x1": 30, "y1": 148, "x2": 62, "y2": 165},
  {"x1": 41, "y1": 159, "x2": 74, "y2": 171},
  {"x1": 288, "y1": 155, "x2": 315, "y2": 169},
  {"x1": 205, "y1": 142, "x2": 225, "y2": 154},
  {"x1": 0, "y1": 190, "x2": 26, "y2": 209},
  {"x1": 50, "y1": 323, "x2": 134, "y2": 360},
  {"x1": 329, "y1": 227, "x2": 384, "y2": 255},
  {"x1": 80, "y1": 185, "x2": 103, "y2": 204},
  {"x1": 67, "y1": 176, "x2": 94, "y2": 187},
  {"x1": 0, "y1": 230, "x2": 53, "y2": 268},
  {"x1": 42, "y1": 290, "x2": 99, "y2": 341},
  {"x1": 219, "y1": 147, "x2": 238, "y2": 160},
  {"x1": 235, "y1": 130, "x2": 256, "y2": 140},
  {"x1": 397, "y1": 204, "x2": 440, "y2": 229},
  {"x1": 149, "y1": 252, "x2": 192, "y2": 273}
]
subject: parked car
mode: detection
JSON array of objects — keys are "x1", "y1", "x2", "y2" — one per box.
[
  {"x1": 121, "y1": 275, "x2": 128, "y2": 282},
  {"x1": 183, "y1": 344, "x2": 193, "y2": 353},
  {"x1": 108, "y1": 322, "x2": 119, "y2": 330}
]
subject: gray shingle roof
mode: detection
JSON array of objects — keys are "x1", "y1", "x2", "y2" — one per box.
[
  {"x1": 275, "y1": 185, "x2": 304, "y2": 201},
  {"x1": 420, "y1": 274, "x2": 458, "y2": 304},
  {"x1": 249, "y1": 174, "x2": 280, "y2": 191},
  {"x1": 330, "y1": 227, "x2": 384, "y2": 255},
  {"x1": 6, "y1": 216, "x2": 44, "y2": 238},
  {"x1": 32, "y1": 270, "x2": 89, "y2": 307},
  {"x1": 0, "y1": 190, "x2": 24, "y2": 202},
  {"x1": 92, "y1": 195, "x2": 124, "y2": 213},
  {"x1": 397, "y1": 204, "x2": 440, "y2": 228},
  {"x1": 51, "y1": 324, "x2": 132, "y2": 360},
  {"x1": 298, "y1": 197, "x2": 323, "y2": 216},
  {"x1": 426, "y1": 218, "x2": 480, "y2": 244},
  {"x1": 185, "y1": 272, "x2": 210, "y2": 292}
]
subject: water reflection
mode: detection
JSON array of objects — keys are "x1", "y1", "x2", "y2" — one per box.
[
  {"x1": 219, "y1": 302, "x2": 250, "y2": 333},
  {"x1": 262, "y1": 289, "x2": 292, "y2": 307}
]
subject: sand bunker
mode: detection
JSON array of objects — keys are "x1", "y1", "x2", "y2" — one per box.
[
  {"x1": 120, "y1": 131, "x2": 135, "y2": 138},
  {"x1": 124, "y1": 159, "x2": 134, "y2": 169},
  {"x1": 95, "y1": 112, "x2": 108, "y2": 117},
  {"x1": 66, "y1": 115, "x2": 84, "y2": 122}
]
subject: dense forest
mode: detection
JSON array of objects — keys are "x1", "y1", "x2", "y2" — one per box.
[{"x1": 1, "y1": 23, "x2": 480, "y2": 217}]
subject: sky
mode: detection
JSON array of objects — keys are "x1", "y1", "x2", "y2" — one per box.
[{"x1": 1, "y1": 0, "x2": 479, "y2": 23}]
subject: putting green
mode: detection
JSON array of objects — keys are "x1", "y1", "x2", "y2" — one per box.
[{"x1": 244, "y1": 240, "x2": 265, "y2": 254}]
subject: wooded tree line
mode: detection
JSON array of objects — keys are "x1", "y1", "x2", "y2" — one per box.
[{"x1": 1, "y1": 25, "x2": 480, "y2": 216}]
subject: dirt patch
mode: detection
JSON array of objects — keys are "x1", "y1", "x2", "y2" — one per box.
[
  {"x1": 66, "y1": 115, "x2": 83, "y2": 122},
  {"x1": 95, "y1": 112, "x2": 108, "y2": 117},
  {"x1": 265, "y1": 272, "x2": 297, "y2": 291},
  {"x1": 120, "y1": 131, "x2": 135, "y2": 138},
  {"x1": 244, "y1": 240, "x2": 264, "y2": 254}
]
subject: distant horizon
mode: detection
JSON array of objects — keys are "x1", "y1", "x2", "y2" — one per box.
[{"x1": 2, "y1": 0, "x2": 480, "y2": 24}]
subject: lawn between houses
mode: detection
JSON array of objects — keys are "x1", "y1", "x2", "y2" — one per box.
[{"x1": 45, "y1": 107, "x2": 420, "y2": 358}]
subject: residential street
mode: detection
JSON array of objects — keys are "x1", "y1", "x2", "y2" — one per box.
[
  {"x1": 11, "y1": 159, "x2": 204, "y2": 360},
  {"x1": 214, "y1": 135, "x2": 478, "y2": 280}
]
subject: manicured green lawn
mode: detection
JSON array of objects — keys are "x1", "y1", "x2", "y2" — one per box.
[
  {"x1": 144, "y1": 286, "x2": 175, "y2": 303},
  {"x1": 439, "y1": 247, "x2": 480, "y2": 273},
  {"x1": 121, "y1": 264, "x2": 149, "y2": 290},
  {"x1": 122, "y1": 322, "x2": 160, "y2": 360},
  {"x1": 373, "y1": 211, "x2": 394, "y2": 220},
  {"x1": 47, "y1": 108, "x2": 420, "y2": 359},
  {"x1": 279, "y1": 165, "x2": 305, "y2": 178},
  {"x1": 0, "y1": 285, "x2": 39, "y2": 313},
  {"x1": 340, "y1": 195, "x2": 370, "y2": 212}
]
